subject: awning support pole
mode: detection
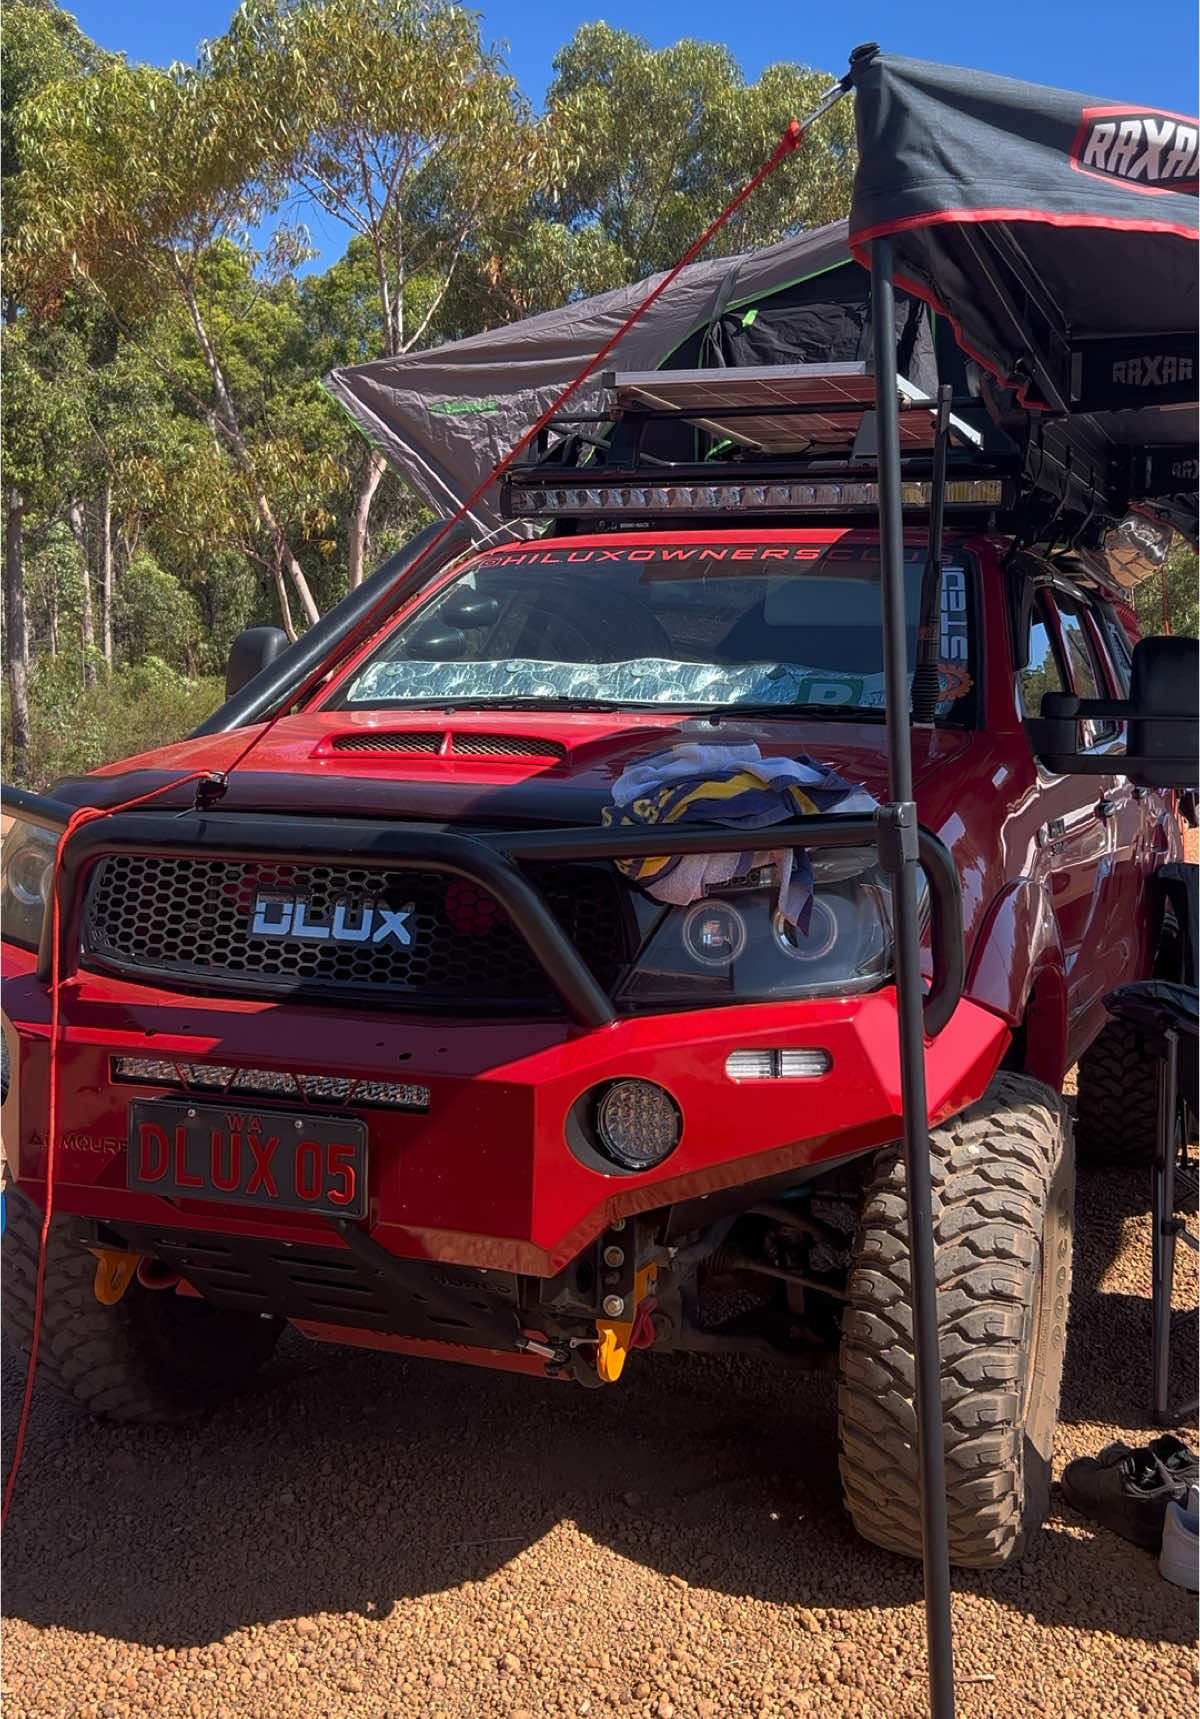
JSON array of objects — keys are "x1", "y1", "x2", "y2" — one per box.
[
  {"x1": 870, "y1": 234, "x2": 957, "y2": 1719},
  {"x1": 911, "y1": 384, "x2": 952, "y2": 726}
]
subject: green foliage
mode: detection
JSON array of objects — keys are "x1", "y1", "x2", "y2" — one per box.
[
  {"x1": 112, "y1": 552, "x2": 204, "y2": 671},
  {"x1": 5, "y1": 656, "x2": 223, "y2": 789},
  {"x1": 1134, "y1": 541, "x2": 1199, "y2": 639},
  {"x1": 222, "y1": 0, "x2": 550, "y2": 356},
  {"x1": 451, "y1": 24, "x2": 856, "y2": 323},
  {"x1": 25, "y1": 520, "x2": 84, "y2": 644}
]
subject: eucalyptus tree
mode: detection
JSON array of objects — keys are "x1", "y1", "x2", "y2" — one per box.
[
  {"x1": 459, "y1": 24, "x2": 857, "y2": 325},
  {"x1": 15, "y1": 43, "x2": 325, "y2": 632},
  {"x1": 220, "y1": 0, "x2": 554, "y2": 584},
  {"x1": 2, "y1": 0, "x2": 105, "y2": 752}
]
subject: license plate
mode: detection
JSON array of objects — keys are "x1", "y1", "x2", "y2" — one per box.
[{"x1": 127, "y1": 1099, "x2": 368, "y2": 1219}]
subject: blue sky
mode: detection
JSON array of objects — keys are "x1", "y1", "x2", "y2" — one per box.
[{"x1": 67, "y1": 0, "x2": 1200, "y2": 269}]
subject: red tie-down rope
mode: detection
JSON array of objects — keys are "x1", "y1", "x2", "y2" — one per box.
[
  {"x1": 1, "y1": 107, "x2": 836, "y2": 1527},
  {"x1": 2, "y1": 772, "x2": 214, "y2": 1528},
  {"x1": 217, "y1": 115, "x2": 818, "y2": 763}
]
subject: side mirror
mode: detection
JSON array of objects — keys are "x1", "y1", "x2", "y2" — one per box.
[
  {"x1": 225, "y1": 627, "x2": 290, "y2": 699},
  {"x1": 1038, "y1": 634, "x2": 1199, "y2": 787}
]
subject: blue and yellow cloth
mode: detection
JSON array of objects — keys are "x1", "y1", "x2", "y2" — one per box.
[{"x1": 603, "y1": 742, "x2": 877, "y2": 927}]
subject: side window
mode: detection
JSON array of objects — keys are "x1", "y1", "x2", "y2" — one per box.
[
  {"x1": 1097, "y1": 605, "x2": 1133, "y2": 696},
  {"x1": 1018, "y1": 603, "x2": 1066, "y2": 719},
  {"x1": 1051, "y1": 593, "x2": 1119, "y2": 744}
]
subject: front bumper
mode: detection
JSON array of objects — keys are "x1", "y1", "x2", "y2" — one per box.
[{"x1": 2, "y1": 943, "x2": 1008, "y2": 1276}]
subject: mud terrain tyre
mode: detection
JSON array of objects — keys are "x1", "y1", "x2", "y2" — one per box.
[
  {"x1": 1, "y1": 1187, "x2": 283, "y2": 1422},
  {"x1": 838, "y1": 1072, "x2": 1073, "y2": 1569},
  {"x1": 1073, "y1": 1018, "x2": 1161, "y2": 1165}
]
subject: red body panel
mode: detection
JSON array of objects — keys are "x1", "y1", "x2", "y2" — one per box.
[
  {"x1": 2, "y1": 943, "x2": 1008, "y2": 1275},
  {"x1": 2, "y1": 527, "x2": 1179, "y2": 1297}
]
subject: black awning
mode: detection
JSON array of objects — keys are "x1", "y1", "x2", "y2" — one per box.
[{"x1": 847, "y1": 50, "x2": 1198, "y2": 412}]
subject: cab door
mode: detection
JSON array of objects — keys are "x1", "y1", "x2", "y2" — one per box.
[
  {"x1": 1087, "y1": 595, "x2": 1180, "y2": 982},
  {"x1": 1017, "y1": 587, "x2": 1123, "y2": 1056}
]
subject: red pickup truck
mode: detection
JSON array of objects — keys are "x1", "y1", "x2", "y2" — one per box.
[{"x1": 0, "y1": 520, "x2": 1181, "y2": 1569}]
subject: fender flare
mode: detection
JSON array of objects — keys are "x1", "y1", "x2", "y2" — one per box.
[{"x1": 966, "y1": 879, "x2": 1068, "y2": 1088}]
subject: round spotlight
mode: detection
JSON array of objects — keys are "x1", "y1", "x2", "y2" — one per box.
[
  {"x1": 681, "y1": 899, "x2": 747, "y2": 967},
  {"x1": 595, "y1": 1080, "x2": 682, "y2": 1170},
  {"x1": 773, "y1": 895, "x2": 838, "y2": 961}
]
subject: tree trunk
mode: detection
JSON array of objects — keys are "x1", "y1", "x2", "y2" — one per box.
[
  {"x1": 68, "y1": 500, "x2": 96, "y2": 687},
  {"x1": 347, "y1": 449, "x2": 387, "y2": 589},
  {"x1": 80, "y1": 559, "x2": 96, "y2": 687},
  {"x1": 181, "y1": 275, "x2": 321, "y2": 629},
  {"x1": 392, "y1": 214, "x2": 405, "y2": 354},
  {"x1": 5, "y1": 487, "x2": 31, "y2": 759},
  {"x1": 47, "y1": 578, "x2": 59, "y2": 657},
  {"x1": 101, "y1": 485, "x2": 113, "y2": 671},
  {"x1": 269, "y1": 552, "x2": 297, "y2": 642}
]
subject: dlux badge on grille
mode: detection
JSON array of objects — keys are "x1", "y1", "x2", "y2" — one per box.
[{"x1": 127, "y1": 1099, "x2": 368, "y2": 1218}]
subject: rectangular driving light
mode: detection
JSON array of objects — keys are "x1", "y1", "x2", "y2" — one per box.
[
  {"x1": 112, "y1": 1057, "x2": 430, "y2": 1112},
  {"x1": 725, "y1": 1048, "x2": 832, "y2": 1080}
]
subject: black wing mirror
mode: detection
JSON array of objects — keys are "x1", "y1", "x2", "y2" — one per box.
[
  {"x1": 225, "y1": 626, "x2": 290, "y2": 699},
  {"x1": 1038, "y1": 634, "x2": 1198, "y2": 788}
]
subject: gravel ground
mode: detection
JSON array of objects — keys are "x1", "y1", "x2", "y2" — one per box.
[{"x1": 2, "y1": 1155, "x2": 1196, "y2": 1719}]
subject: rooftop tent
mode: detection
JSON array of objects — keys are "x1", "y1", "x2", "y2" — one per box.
[
  {"x1": 323, "y1": 222, "x2": 940, "y2": 531},
  {"x1": 846, "y1": 48, "x2": 1200, "y2": 542}
]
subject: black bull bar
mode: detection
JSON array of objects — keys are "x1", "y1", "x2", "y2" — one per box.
[{"x1": 29, "y1": 801, "x2": 965, "y2": 1036}]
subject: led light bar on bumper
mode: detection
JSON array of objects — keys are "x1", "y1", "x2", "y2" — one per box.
[
  {"x1": 502, "y1": 475, "x2": 1007, "y2": 520},
  {"x1": 112, "y1": 1057, "x2": 430, "y2": 1112}
]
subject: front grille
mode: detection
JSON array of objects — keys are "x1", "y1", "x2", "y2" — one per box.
[{"x1": 81, "y1": 854, "x2": 628, "y2": 1009}]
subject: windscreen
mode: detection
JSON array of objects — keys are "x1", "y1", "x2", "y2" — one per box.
[{"x1": 335, "y1": 539, "x2": 974, "y2": 719}]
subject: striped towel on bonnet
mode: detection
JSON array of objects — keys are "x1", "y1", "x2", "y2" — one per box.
[{"x1": 603, "y1": 743, "x2": 878, "y2": 930}]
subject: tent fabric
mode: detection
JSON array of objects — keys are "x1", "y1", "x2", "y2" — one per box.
[
  {"x1": 325, "y1": 49, "x2": 1198, "y2": 541},
  {"x1": 846, "y1": 51, "x2": 1199, "y2": 414},
  {"x1": 323, "y1": 223, "x2": 926, "y2": 530}
]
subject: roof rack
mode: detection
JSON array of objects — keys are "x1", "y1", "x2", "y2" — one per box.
[
  {"x1": 606, "y1": 363, "x2": 983, "y2": 454},
  {"x1": 501, "y1": 363, "x2": 1012, "y2": 524}
]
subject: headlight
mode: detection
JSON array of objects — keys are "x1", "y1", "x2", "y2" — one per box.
[
  {"x1": 1, "y1": 817, "x2": 60, "y2": 951},
  {"x1": 617, "y1": 854, "x2": 923, "y2": 1010}
]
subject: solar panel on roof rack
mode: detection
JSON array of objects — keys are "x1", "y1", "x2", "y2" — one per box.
[{"x1": 608, "y1": 363, "x2": 982, "y2": 454}]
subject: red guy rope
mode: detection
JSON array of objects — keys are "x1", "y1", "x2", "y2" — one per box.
[
  {"x1": 2, "y1": 772, "x2": 213, "y2": 1529},
  {"x1": 2, "y1": 111, "x2": 825, "y2": 1527},
  {"x1": 223, "y1": 118, "x2": 812, "y2": 773}
]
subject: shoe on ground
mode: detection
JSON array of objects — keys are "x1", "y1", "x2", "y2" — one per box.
[
  {"x1": 1160, "y1": 1483, "x2": 1200, "y2": 1592},
  {"x1": 1061, "y1": 1443, "x2": 1188, "y2": 1551},
  {"x1": 1149, "y1": 1434, "x2": 1200, "y2": 1490}
]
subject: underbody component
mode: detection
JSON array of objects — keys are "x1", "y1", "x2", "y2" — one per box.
[
  {"x1": 595, "y1": 1261, "x2": 659, "y2": 1382},
  {"x1": 88, "y1": 1248, "x2": 139, "y2": 1306}
]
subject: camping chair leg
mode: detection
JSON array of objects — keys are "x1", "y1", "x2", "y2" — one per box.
[{"x1": 1151, "y1": 1031, "x2": 1178, "y2": 1426}]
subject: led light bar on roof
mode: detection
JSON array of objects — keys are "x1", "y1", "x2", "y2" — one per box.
[{"x1": 503, "y1": 478, "x2": 1006, "y2": 519}]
